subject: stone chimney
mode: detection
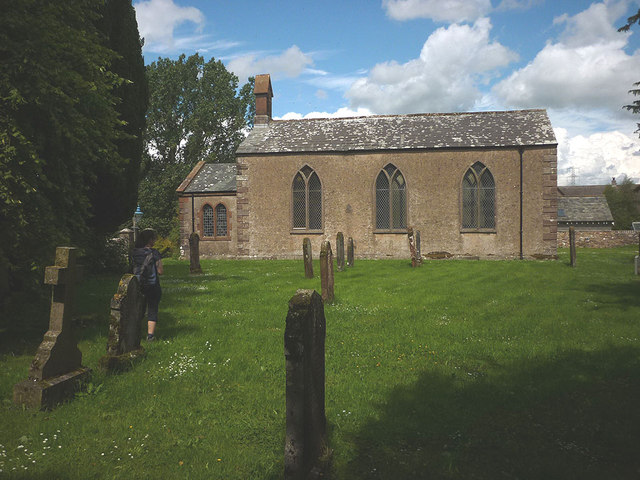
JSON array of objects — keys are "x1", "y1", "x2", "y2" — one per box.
[{"x1": 254, "y1": 74, "x2": 273, "y2": 125}]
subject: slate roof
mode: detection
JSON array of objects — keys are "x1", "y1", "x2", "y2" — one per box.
[
  {"x1": 557, "y1": 197, "x2": 613, "y2": 223},
  {"x1": 183, "y1": 163, "x2": 236, "y2": 193},
  {"x1": 557, "y1": 185, "x2": 607, "y2": 197},
  {"x1": 237, "y1": 109, "x2": 556, "y2": 155}
]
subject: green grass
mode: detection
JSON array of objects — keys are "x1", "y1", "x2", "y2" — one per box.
[{"x1": 1, "y1": 247, "x2": 639, "y2": 479}]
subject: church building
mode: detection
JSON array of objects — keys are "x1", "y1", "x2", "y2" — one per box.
[{"x1": 177, "y1": 74, "x2": 558, "y2": 260}]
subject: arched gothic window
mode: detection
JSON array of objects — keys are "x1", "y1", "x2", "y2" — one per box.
[
  {"x1": 376, "y1": 163, "x2": 406, "y2": 230},
  {"x1": 292, "y1": 165, "x2": 322, "y2": 230},
  {"x1": 462, "y1": 162, "x2": 495, "y2": 230},
  {"x1": 202, "y1": 203, "x2": 229, "y2": 238}
]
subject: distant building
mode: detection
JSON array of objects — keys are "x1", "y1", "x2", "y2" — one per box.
[
  {"x1": 556, "y1": 185, "x2": 614, "y2": 231},
  {"x1": 177, "y1": 74, "x2": 558, "y2": 259}
]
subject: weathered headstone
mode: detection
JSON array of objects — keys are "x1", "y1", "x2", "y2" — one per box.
[
  {"x1": 284, "y1": 290, "x2": 329, "y2": 480},
  {"x1": 303, "y1": 238, "x2": 314, "y2": 278},
  {"x1": 416, "y1": 230, "x2": 422, "y2": 263},
  {"x1": 13, "y1": 247, "x2": 91, "y2": 409},
  {"x1": 98, "y1": 274, "x2": 146, "y2": 372},
  {"x1": 320, "y1": 241, "x2": 334, "y2": 303},
  {"x1": 635, "y1": 255, "x2": 639, "y2": 276},
  {"x1": 347, "y1": 237, "x2": 355, "y2": 267},
  {"x1": 189, "y1": 232, "x2": 203, "y2": 274},
  {"x1": 408, "y1": 227, "x2": 421, "y2": 267},
  {"x1": 569, "y1": 226, "x2": 576, "y2": 267},
  {"x1": 336, "y1": 232, "x2": 345, "y2": 272}
]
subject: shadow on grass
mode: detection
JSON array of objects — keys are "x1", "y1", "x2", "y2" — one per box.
[
  {"x1": 583, "y1": 281, "x2": 640, "y2": 311},
  {"x1": 342, "y1": 346, "x2": 640, "y2": 480}
]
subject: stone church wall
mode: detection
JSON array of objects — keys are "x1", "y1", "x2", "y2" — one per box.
[
  {"x1": 236, "y1": 145, "x2": 557, "y2": 260},
  {"x1": 178, "y1": 194, "x2": 238, "y2": 258}
]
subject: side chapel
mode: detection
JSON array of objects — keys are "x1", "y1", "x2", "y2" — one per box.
[{"x1": 177, "y1": 74, "x2": 558, "y2": 260}]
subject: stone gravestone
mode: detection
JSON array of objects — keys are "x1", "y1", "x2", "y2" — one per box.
[
  {"x1": 569, "y1": 226, "x2": 577, "y2": 267},
  {"x1": 416, "y1": 230, "x2": 422, "y2": 264},
  {"x1": 98, "y1": 274, "x2": 146, "y2": 372},
  {"x1": 320, "y1": 241, "x2": 334, "y2": 303},
  {"x1": 335, "y1": 232, "x2": 345, "y2": 272},
  {"x1": 407, "y1": 227, "x2": 421, "y2": 268},
  {"x1": 189, "y1": 232, "x2": 203, "y2": 274},
  {"x1": 284, "y1": 290, "x2": 329, "y2": 480},
  {"x1": 347, "y1": 237, "x2": 355, "y2": 267},
  {"x1": 303, "y1": 238, "x2": 314, "y2": 278},
  {"x1": 14, "y1": 247, "x2": 91, "y2": 409}
]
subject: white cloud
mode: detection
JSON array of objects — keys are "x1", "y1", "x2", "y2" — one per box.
[
  {"x1": 276, "y1": 107, "x2": 373, "y2": 120},
  {"x1": 227, "y1": 46, "x2": 313, "y2": 82},
  {"x1": 555, "y1": 127, "x2": 640, "y2": 185},
  {"x1": 493, "y1": 2, "x2": 640, "y2": 117},
  {"x1": 134, "y1": 0, "x2": 204, "y2": 51},
  {"x1": 382, "y1": 0, "x2": 491, "y2": 22},
  {"x1": 346, "y1": 18, "x2": 517, "y2": 114}
]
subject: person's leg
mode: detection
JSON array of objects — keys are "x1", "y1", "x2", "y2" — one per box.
[{"x1": 146, "y1": 283, "x2": 161, "y2": 340}]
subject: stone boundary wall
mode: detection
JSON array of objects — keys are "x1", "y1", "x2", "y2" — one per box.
[{"x1": 557, "y1": 230, "x2": 639, "y2": 248}]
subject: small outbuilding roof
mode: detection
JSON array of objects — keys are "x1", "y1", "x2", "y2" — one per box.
[
  {"x1": 237, "y1": 109, "x2": 556, "y2": 155},
  {"x1": 176, "y1": 162, "x2": 236, "y2": 194},
  {"x1": 557, "y1": 196, "x2": 613, "y2": 223}
]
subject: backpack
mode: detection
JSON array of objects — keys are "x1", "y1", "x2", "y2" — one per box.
[{"x1": 132, "y1": 249, "x2": 155, "y2": 286}]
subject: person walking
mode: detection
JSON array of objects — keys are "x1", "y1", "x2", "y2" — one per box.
[{"x1": 132, "y1": 228, "x2": 163, "y2": 341}]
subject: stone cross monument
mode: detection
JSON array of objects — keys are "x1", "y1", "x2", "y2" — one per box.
[{"x1": 14, "y1": 247, "x2": 91, "y2": 409}]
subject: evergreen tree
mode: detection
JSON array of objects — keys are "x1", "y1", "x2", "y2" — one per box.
[{"x1": 91, "y1": 0, "x2": 149, "y2": 234}]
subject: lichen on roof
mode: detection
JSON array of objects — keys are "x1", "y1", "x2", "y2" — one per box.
[
  {"x1": 237, "y1": 109, "x2": 557, "y2": 155},
  {"x1": 184, "y1": 163, "x2": 237, "y2": 194}
]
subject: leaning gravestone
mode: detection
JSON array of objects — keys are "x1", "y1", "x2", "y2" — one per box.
[
  {"x1": 336, "y1": 232, "x2": 345, "y2": 272},
  {"x1": 14, "y1": 247, "x2": 91, "y2": 409},
  {"x1": 407, "y1": 227, "x2": 421, "y2": 268},
  {"x1": 98, "y1": 274, "x2": 146, "y2": 372},
  {"x1": 303, "y1": 238, "x2": 314, "y2": 278},
  {"x1": 189, "y1": 232, "x2": 203, "y2": 274},
  {"x1": 284, "y1": 290, "x2": 329, "y2": 480},
  {"x1": 320, "y1": 241, "x2": 334, "y2": 303},
  {"x1": 347, "y1": 237, "x2": 355, "y2": 267},
  {"x1": 569, "y1": 226, "x2": 577, "y2": 267}
]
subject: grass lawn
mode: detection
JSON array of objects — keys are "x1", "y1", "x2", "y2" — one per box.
[{"x1": 1, "y1": 246, "x2": 639, "y2": 479}]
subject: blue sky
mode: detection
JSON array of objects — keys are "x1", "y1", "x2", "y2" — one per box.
[{"x1": 134, "y1": 0, "x2": 640, "y2": 185}]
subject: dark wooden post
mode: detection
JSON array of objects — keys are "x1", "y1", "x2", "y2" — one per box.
[{"x1": 569, "y1": 226, "x2": 576, "y2": 267}]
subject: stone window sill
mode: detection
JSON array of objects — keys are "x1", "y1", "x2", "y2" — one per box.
[
  {"x1": 459, "y1": 229, "x2": 497, "y2": 234},
  {"x1": 290, "y1": 229, "x2": 324, "y2": 235}
]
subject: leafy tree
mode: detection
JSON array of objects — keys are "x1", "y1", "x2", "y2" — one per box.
[
  {"x1": 140, "y1": 54, "x2": 254, "y2": 236},
  {"x1": 604, "y1": 176, "x2": 640, "y2": 230},
  {"x1": 0, "y1": 0, "x2": 136, "y2": 319},
  {"x1": 90, "y1": 0, "x2": 149, "y2": 234}
]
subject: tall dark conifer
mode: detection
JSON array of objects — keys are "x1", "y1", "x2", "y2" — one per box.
[{"x1": 92, "y1": 0, "x2": 149, "y2": 233}]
